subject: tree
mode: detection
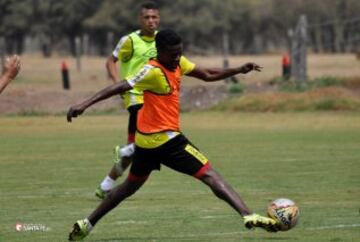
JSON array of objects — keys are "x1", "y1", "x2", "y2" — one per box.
[{"x1": 0, "y1": 0, "x2": 33, "y2": 53}]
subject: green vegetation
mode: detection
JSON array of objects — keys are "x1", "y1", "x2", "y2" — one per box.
[
  {"x1": 275, "y1": 76, "x2": 346, "y2": 92},
  {"x1": 2, "y1": 0, "x2": 360, "y2": 55},
  {"x1": 227, "y1": 83, "x2": 244, "y2": 94},
  {"x1": 1, "y1": 113, "x2": 359, "y2": 241},
  {"x1": 215, "y1": 89, "x2": 360, "y2": 112},
  {"x1": 216, "y1": 76, "x2": 360, "y2": 112}
]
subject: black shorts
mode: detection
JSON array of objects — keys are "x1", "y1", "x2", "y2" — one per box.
[
  {"x1": 127, "y1": 104, "x2": 143, "y2": 135},
  {"x1": 129, "y1": 134, "x2": 211, "y2": 181}
]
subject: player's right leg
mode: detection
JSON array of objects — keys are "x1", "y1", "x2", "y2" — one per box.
[
  {"x1": 69, "y1": 177, "x2": 147, "y2": 241},
  {"x1": 69, "y1": 146, "x2": 155, "y2": 241},
  {"x1": 68, "y1": 218, "x2": 92, "y2": 241}
]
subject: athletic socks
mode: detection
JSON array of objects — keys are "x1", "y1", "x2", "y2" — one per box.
[{"x1": 100, "y1": 175, "x2": 115, "y2": 191}]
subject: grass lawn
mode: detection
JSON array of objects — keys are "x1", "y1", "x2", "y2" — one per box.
[{"x1": 0, "y1": 112, "x2": 359, "y2": 242}]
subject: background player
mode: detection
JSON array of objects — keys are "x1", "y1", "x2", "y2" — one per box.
[{"x1": 96, "y1": 1, "x2": 160, "y2": 199}]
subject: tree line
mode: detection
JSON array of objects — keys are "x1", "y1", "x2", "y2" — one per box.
[{"x1": 1, "y1": 0, "x2": 359, "y2": 56}]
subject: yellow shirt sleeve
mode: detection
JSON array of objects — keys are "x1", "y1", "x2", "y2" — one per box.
[
  {"x1": 112, "y1": 35, "x2": 133, "y2": 62},
  {"x1": 180, "y1": 56, "x2": 196, "y2": 75},
  {"x1": 127, "y1": 56, "x2": 195, "y2": 94},
  {"x1": 127, "y1": 65, "x2": 171, "y2": 94}
]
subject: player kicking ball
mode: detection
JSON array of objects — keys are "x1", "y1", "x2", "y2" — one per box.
[{"x1": 67, "y1": 29, "x2": 279, "y2": 241}]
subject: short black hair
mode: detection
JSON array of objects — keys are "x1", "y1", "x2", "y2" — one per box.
[
  {"x1": 140, "y1": 1, "x2": 159, "y2": 10},
  {"x1": 155, "y1": 29, "x2": 182, "y2": 52}
]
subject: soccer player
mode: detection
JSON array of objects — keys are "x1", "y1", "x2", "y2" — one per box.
[
  {"x1": 95, "y1": 1, "x2": 160, "y2": 199},
  {"x1": 67, "y1": 29, "x2": 279, "y2": 241},
  {"x1": 0, "y1": 55, "x2": 21, "y2": 94}
]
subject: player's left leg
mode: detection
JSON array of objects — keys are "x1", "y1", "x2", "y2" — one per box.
[
  {"x1": 160, "y1": 137, "x2": 251, "y2": 217},
  {"x1": 161, "y1": 134, "x2": 279, "y2": 232},
  {"x1": 198, "y1": 168, "x2": 251, "y2": 216},
  {"x1": 198, "y1": 168, "x2": 278, "y2": 232}
]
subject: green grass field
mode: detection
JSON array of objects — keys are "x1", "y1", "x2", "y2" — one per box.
[{"x1": 1, "y1": 112, "x2": 359, "y2": 242}]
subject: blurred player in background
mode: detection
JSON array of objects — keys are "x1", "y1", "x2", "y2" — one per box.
[{"x1": 95, "y1": 1, "x2": 160, "y2": 199}]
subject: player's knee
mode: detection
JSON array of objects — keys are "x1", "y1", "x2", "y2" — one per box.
[
  {"x1": 201, "y1": 169, "x2": 227, "y2": 197},
  {"x1": 120, "y1": 143, "x2": 135, "y2": 157}
]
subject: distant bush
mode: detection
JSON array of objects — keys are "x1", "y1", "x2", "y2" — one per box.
[
  {"x1": 311, "y1": 76, "x2": 344, "y2": 88},
  {"x1": 227, "y1": 83, "x2": 244, "y2": 94},
  {"x1": 273, "y1": 76, "x2": 346, "y2": 92},
  {"x1": 213, "y1": 87, "x2": 360, "y2": 112}
]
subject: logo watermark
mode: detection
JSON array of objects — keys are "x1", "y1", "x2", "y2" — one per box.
[{"x1": 15, "y1": 222, "x2": 50, "y2": 232}]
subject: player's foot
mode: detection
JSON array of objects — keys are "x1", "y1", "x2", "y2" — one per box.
[
  {"x1": 244, "y1": 213, "x2": 279, "y2": 232},
  {"x1": 68, "y1": 219, "x2": 92, "y2": 241},
  {"x1": 95, "y1": 187, "x2": 109, "y2": 200}
]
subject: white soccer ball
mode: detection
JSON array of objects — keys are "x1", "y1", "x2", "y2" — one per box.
[{"x1": 267, "y1": 198, "x2": 299, "y2": 231}]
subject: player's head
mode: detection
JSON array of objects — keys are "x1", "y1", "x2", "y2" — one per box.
[
  {"x1": 138, "y1": 1, "x2": 160, "y2": 35},
  {"x1": 156, "y1": 29, "x2": 182, "y2": 71}
]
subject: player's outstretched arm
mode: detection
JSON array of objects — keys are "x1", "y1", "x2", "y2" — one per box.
[
  {"x1": 67, "y1": 80, "x2": 132, "y2": 122},
  {"x1": 187, "y1": 62, "x2": 262, "y2": 82},
  {"x1": 0, "y1": 55, "x2": 21, "y2": 94}
]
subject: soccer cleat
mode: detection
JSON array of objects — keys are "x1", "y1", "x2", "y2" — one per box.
[
  {"x1": 68, "y1": 219, "x2": 92, "y2": 241},
  {"x1": 244, "y1": 213, "x2": 279, "y2": 232},
  {"x1": 95, "y1": 187, "x2": 109, "y2": 200}
]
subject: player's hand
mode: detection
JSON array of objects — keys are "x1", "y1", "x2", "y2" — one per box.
[
  {"x1": 241, "y1": 62, "x2": 263, "y2": 74},
  {"x1": 3, "y1": 55, "x2": 21, "y2": 79},
  {"x1": 67, "y1": 104, "x2": 85, "y2": 122}
]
